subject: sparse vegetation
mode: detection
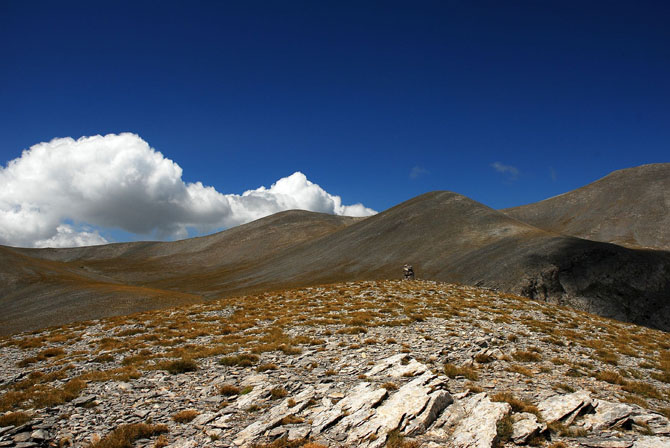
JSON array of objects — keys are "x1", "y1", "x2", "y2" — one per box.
[
  {"x1": 161, "y1": 358, "x2": 198, "y2": 374},
  {"x1": 495, "y1": 414, "x2": 514, "y2": 444},
  {"x1": 385, "y1": 429, "x2": 420, "y2": 448},
  {"x1": 0, "y1": 411, "x2": 32, "y2": 427},
  {"x1": 270, "y1": 387, "x2": 288, "y2": 399},
  {"x1": 218, "y1": 384, "x2": 241, "y2": 396},
  {"x1": 443, "y1": 363, "x2": 479, "y2": 380},
  {"x1": 512, "y1": 350, "x2": 542, "y2": 363},
  {"x1": 219, "y1": 353, "x2": 259, "y2": 367},
  {"x1": 257, "y1": 363, "x2": 278, "y2": 372},
  {"x1": 491, "y1": 392, "x2": 540, "y2": 417},
  {"x1": 172, "y1": 410, "x2": 199, "y2": 423},
  {"x1": 1, "y1": 279, "x2": 669, "y2": 446},
  {"x1": 90, "y1": 423, "x2": 168, "y2": 448}
]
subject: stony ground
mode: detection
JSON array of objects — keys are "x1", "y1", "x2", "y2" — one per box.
[{"x1": 0, "y1": 280, "x2": 669, "y2": 448}]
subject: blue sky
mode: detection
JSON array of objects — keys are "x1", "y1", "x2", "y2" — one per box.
[{"x1": 1, "y1": 1, "x2": 668, "y2": 247}]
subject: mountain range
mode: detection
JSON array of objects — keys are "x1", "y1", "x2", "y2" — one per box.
[{"x1": 1, "y1": 163, "x2": 668, "y2": 335}]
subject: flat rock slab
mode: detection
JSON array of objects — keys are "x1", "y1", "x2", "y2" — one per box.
[
  {"x1": 579, "y1": 438, "x2": 634, "y2": 448},
  {"x1": 233, "y1": 386, "x2": 315, "y2": 447},
  {"x1": 538, "y1": 390, "x2": 591, "y2": 424},
  {"x1": 192, "y1": 412, "x2": 216, "y2": 428},
  {"x1": 72, "y1": 395, "x2": 96, "y2": 407},
  {"x1": 449, "y1": 393, "x2": 511, "y2": 448},
  {"x1": 310, "y1": 382, "x2": 387, "y2": 434},
  {"x1": 345, "y1": 372, "x2": 443, "y2": 448},
  {"x1": 582, "y1": 400, "x2": 633, "y2": 431},
  {"x1": 631, "y1": 413, "x2": 670, "y2": 435},
  {"x1": 632, "y1": 436, "x2": 670, "y2": 448},
  {"x1": 405, "y1": 389, "x2": 453, "y2": 436},
  {"x1": 235, "y1": 385, "x2": 270, "y2": 411},
  {"x1": 366, "y1": 353, "x2": 407, "y2": 376},
  {"x1": 512, "y1": 412, "x2": 545, "y2": 445}
]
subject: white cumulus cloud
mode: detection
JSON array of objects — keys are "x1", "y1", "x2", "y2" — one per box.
[{"x1": 0, "y1": 133, "x2": 376, "y2": 248}]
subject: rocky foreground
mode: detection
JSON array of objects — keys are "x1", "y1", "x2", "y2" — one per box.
[{"x1": 0, "y1": 280, "x2": 669, "y2": 447}]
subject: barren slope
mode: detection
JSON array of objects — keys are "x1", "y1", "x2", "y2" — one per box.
[
  {"x1": 221, "y1": 191, "x2": 670, "y2": 330},
  {"x1": 0, "y1": 211, "x2": 359, "y2": 334},
  {"x1": 503, "y1": 163, "x2": 670, "y2": 250},
  {"x1": 2, "y1": 190, "x2": 670, "y2": 335}
]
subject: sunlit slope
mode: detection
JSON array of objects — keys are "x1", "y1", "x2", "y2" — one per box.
[
  {"x1": 2, "y1": 191, "x2": 669, "y2": 334},
  {"x1": 222, "y1": 191, "x2": 670, "y2": 330},
  {"x1": 0, "y1": 211, "x2": 359, "y2": 334},
  {"x1": 504, "y1": 163, "x2": 670, "y2": 250}
]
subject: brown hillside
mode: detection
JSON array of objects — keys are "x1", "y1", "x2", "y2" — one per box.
[
  {"x1": 219, "y1": 191, "x2": 670, "y2": 331},
  {"x1": 503, "y1": 163, "x2": 670, "y2": 250},
  {"x1": 2, "y1": 189, "x2": 669, "y2": 335},
  {"x1": 0, "y1": 211, "x2": 359, "y2": 334}
]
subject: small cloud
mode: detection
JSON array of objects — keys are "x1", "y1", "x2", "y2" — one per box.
[
  {"x1": 490, "y1": 161, "x2": 519, "y2": 180},
  {"x1": 409, "y1": 166, "x2": 429, "y2": 179},
  {"x1": 550, "y1": 167, "x2": 557, "y2": 182}
]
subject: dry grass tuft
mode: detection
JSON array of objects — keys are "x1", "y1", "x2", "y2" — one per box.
[
  {"x1": 385, "y1": 429, "x2": 420, "y2": 448},
  {"x1": 218, "y1": 384, "x2": 241, "y2": 396},
  {"x1": 257, "y1": 363, "x2": 278, "y2": 372},
  {"x1": 506, "y1": 365, "x2": 533, "y2": 377},
  {"x1": 154, "y1": 434, "x2": 169, "y2": 448},
  {"x1": 161, "y1": 358, "x2": 197, "y2": 374},
  {"x1": 512, "y1": 351, "x2": 542, "y2": 363},
  {"x1": 443, "y1": 363, "x2": 479, "y2": 380},
  {"x1": 172, "y1": 409, "x2": 199, "y2": 423},
  {"x1": 595, "y1": 370, "x2": 627, "y2": 385},
  {"x1": 0, "y1": 411, "x2": 32, "y2": 427},
  {"x1": 270, "y1": 387, "x2": 288, "y2": 400},
  {"x1": 280, "y1": 414, "x2": 304, "y2": 425},
  {"x1": 90, "y1": 423, "x2": 168, "y2": 448},
  {"x1": 622, "y1": 381, "x2": 662, "y2": 399},
  {"x1": 491, "y1": 392, "x2": 541, "y2": 418},
  {"x1": 219, "y1": 353, "x2": 259, "y2": 367}
]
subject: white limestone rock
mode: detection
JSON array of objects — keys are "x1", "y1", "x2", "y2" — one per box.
[
  {"x1": 537, "y1": 390, "x2": 592, "y2": 424},
  {"x1": 582, "y1": 399, "x2": 633, "y2": 431},
  {"x1": 511, "y1": 412, "x2": 546, "y2": 445},
  {"x1": 449, "y1": 393, "x2": 511, "y2": 448},
  {"x1": 233, "y1": 386, "x2": 315, "y2": 447}
]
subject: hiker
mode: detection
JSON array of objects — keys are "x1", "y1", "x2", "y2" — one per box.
[{"x1": 403, "y1": 264, "x2": 415, "y2": 280}]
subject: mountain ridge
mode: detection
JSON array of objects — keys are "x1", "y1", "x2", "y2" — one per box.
[
  {"x1": 503, "y1": 163, "x2": 670, "y2": 250},
  {"x1": 1, "y1": 165, "x2": 669, "y2": 335}
]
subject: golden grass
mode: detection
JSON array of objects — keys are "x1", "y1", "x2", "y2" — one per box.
[
  {"x1": 257, "y1": 363, "x2": 278, "y2": 372},
  {"x1": 219, "y1": 353, "x2": 259, "y2": 367},
  {"x1": 0, "y1": 411, "x2": 32, "y2": 427},
  {"x1": 270, "y1": 387, "x2": 288, "y2": 400},
  {"x1": 172, "y1": 409, "x2": 199, "y2": 423},
  {"x1": 443, "y1": 363, "x2": 479, "y2": 380},
  {"x1": 90, "y1": 423, "x2": 168, "y2": 448},
  {"x1": 506, "y1": 365, "x2": 533, "y2": 377},
  {"x1": 512, "y1": 351, "x2": 542, "y2": 363},
  {"x1": 595, "y1": 370, "x2": 627, "y2": 385},
  {"x1": 3, "y1": 279, "x2": 669, "y2": 419},
  {"x1": 491, "y1": 392, "x2": 541, "y2": 417},
  {"x1": 218, "y1": 384, "x2": 241, "y2": 396},
  {"x1": 159, "y1": 358, "x2": 198, "y2": 374}
]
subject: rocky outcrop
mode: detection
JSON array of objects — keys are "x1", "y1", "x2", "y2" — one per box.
[{"x1": 1, "y1": 281, "x2": 669, "y2": 448}]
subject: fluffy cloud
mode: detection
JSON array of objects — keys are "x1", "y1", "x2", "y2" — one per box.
[{"x1": 0, "y1": 133, "x2": 376, "y2": 248}]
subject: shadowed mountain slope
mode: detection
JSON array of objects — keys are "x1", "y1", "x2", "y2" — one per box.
[
  {"x1": 503, "y1": 163, "x2": 670, "y2": 250},
  {"x1": 2, "y1": 190, "x2": 669, "y2": 335}
]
